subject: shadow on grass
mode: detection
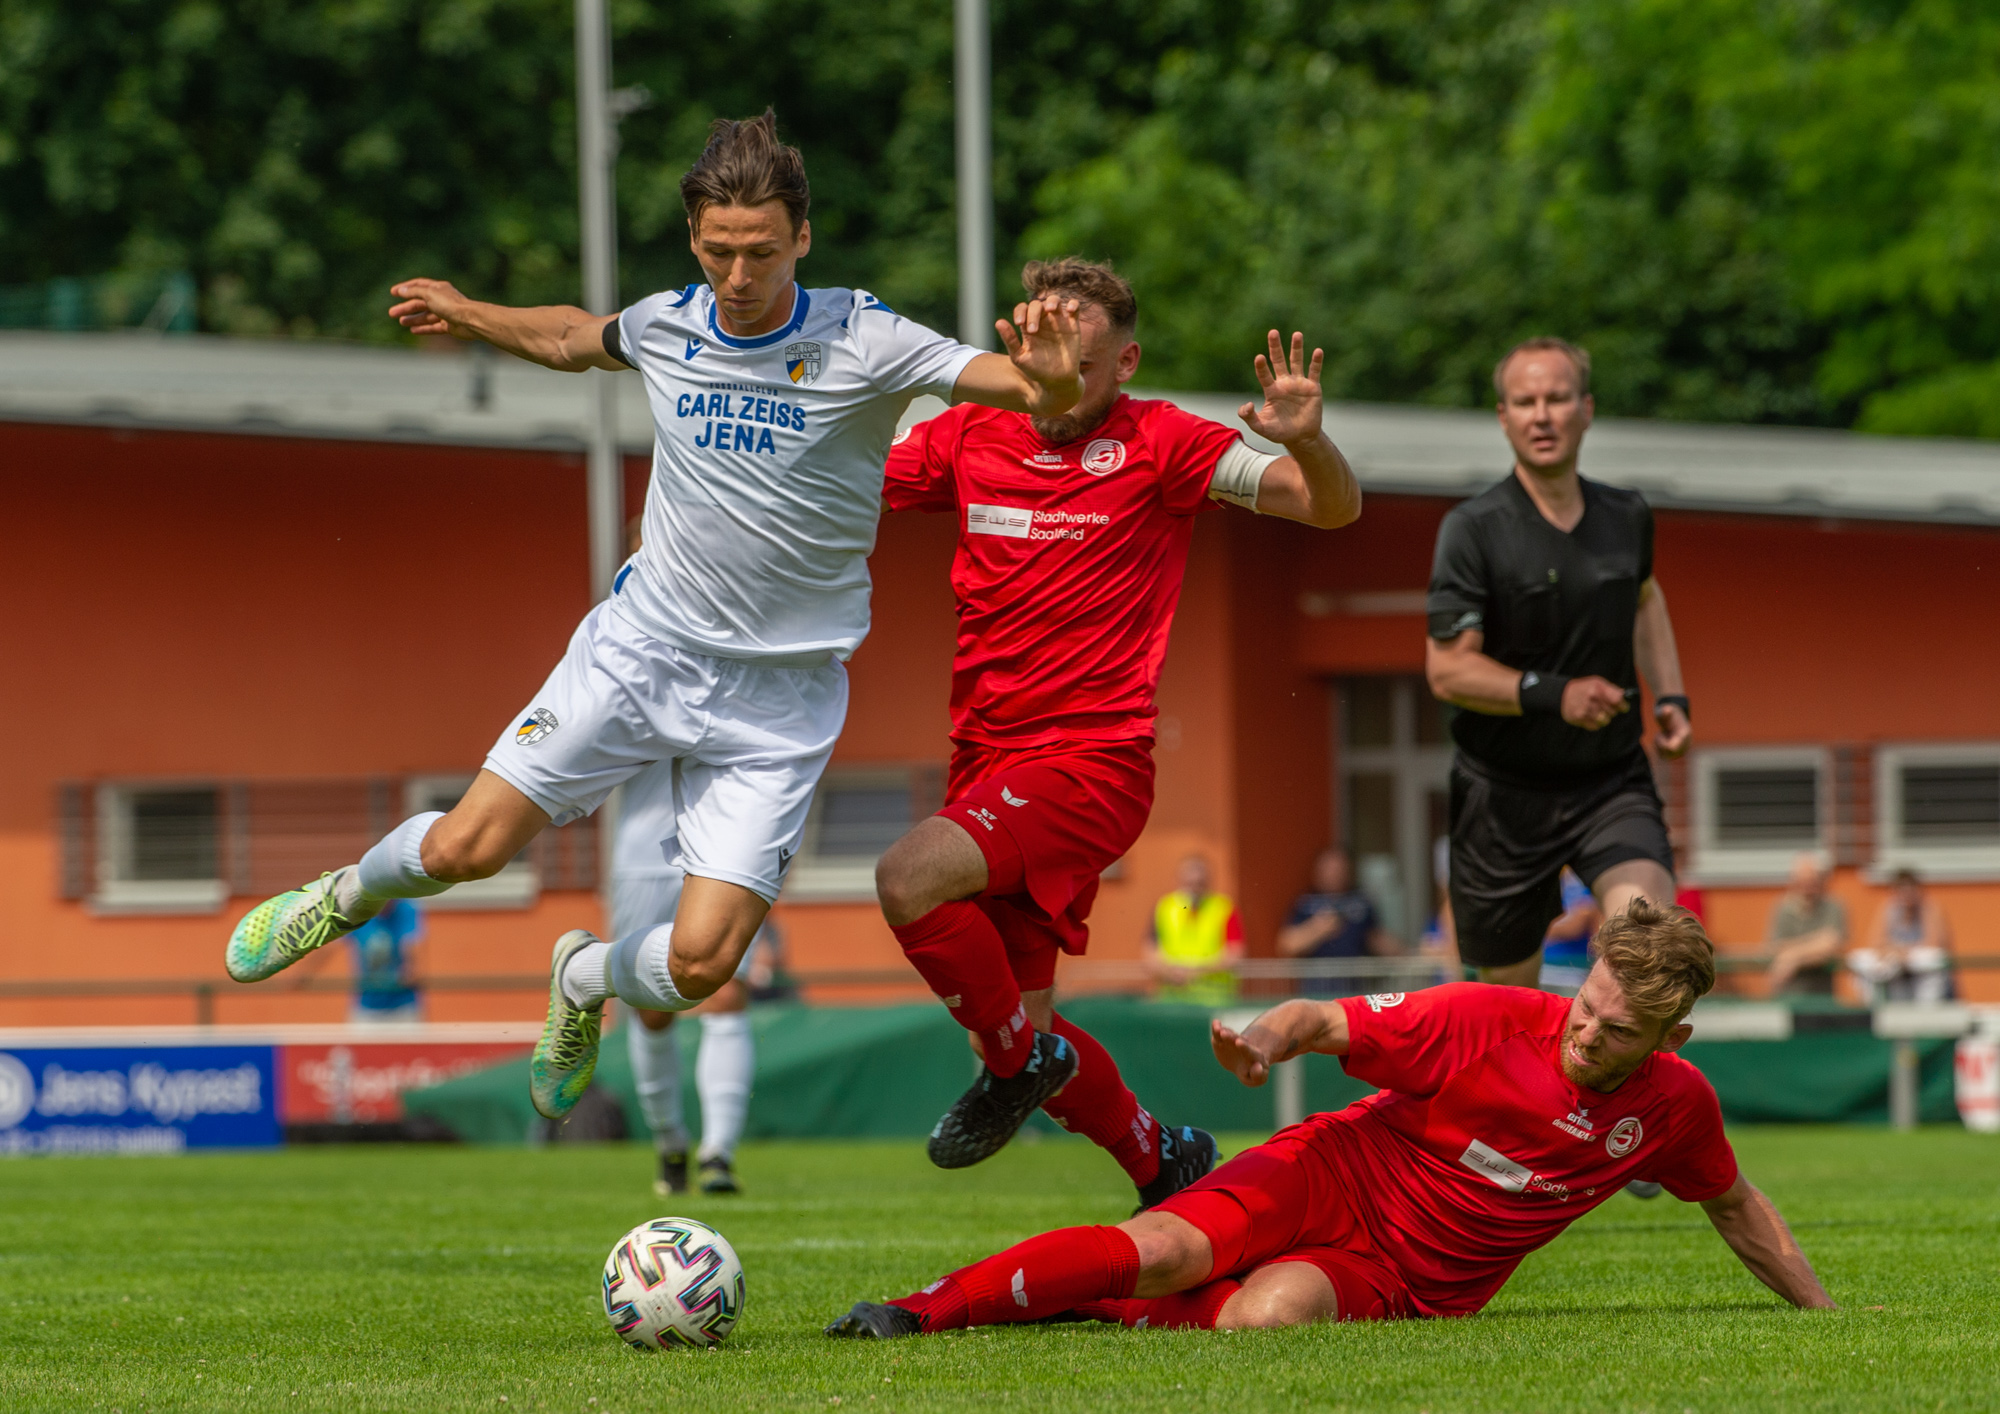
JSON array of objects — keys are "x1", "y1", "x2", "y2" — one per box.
[{"x1": 1476, "y1": 1301, "x2": 1791, "y2": 1321}]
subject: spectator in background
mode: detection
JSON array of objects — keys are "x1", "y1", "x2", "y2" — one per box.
[
  {"x1": 1145, "y1": 854, "x2": 1244, "y2": 1004},
  {"x1": 1764, "y1": 854, "x2": 1847, "y2": 997},
  {"x1": 1276, "y1": 847, "x2": 1400, "y2": 996},
  {"x1": 1538, "y1": 867, "x2": 1603, "y2": 992},
  {"x1": 346, "y1": 897, "x2": 423, "y2": 1025},
  {"x1": 1850, "y1": 869, "x2": 1955, "y2": 1004},
  {"x1": 1420, "y1": 836, "x2": 1458, "y2": 970}
]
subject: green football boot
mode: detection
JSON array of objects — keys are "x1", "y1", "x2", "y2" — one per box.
[
  {"x1": 225, "y1": 870, "x2": 364, "y2": 983},
  {"x1": 530, "y1": 930, "x2": 606, "y2": 1120}
]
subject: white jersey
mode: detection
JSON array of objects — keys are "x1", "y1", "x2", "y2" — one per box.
[{"x1": 614, "y1": 282, "x2": 981, "y2": 662}]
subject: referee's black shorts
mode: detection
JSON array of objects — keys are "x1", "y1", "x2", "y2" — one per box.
[{"x1": 1447, "y1": 751, "x2": 1674, "y2": 970}]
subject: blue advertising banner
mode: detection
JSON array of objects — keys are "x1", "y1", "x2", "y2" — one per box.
[{"x1": 0, "y1": 1045, "x2": 279, "y2": 1154}]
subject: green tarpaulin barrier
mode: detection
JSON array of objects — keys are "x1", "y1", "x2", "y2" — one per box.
[{"x1": 402, "y1": 1000, "x2": 1960, "y2": 1146}]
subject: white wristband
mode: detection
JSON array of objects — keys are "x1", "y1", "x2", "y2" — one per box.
[{"x1": 1208, "y1": 440, "x2": 1277, "y2": 512}]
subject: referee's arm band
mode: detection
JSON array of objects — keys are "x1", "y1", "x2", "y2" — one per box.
[
  {"x1": 1655, "y1": 693, "x2": 1691, "y2": 719},
  {"x1": 601, "y1": 316, "x2": 633, "y2": 367},
  {"x1": 1517, "y1": 670, "x2": 1571, "y2": 716}
]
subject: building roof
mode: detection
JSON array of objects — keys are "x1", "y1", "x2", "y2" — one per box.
[{"x1": 6, "y1": 331, "x2": 1998, "y2": 526}]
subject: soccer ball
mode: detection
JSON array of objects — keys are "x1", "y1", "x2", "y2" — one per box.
[{"x1": 601, "y1": 1217, "x2": 746, "y2": 1350}]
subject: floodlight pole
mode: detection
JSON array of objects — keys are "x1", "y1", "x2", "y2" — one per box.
[
  {"x1": 954, "y1": 0, "x2": 995, "y2": 350},
  {"x1": 576, "y1": 0, "x2": 622, "y2": 602}
]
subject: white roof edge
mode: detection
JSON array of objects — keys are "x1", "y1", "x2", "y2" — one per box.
[{"x1": 3, "y1": 332, "x2": 1997, "y2": 526}]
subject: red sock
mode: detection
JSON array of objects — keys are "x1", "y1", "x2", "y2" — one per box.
[
  {"x1": 889, "y1": 1226, "x2": 1140, "y2": 1331},
  {"x1": 892, "y1": 900, "x2": 1033, "y2": 1077},
  {"x1": 1074, "y1": 1278, "x2": 1240, "y2": 1330},
  {"x1": 1040, "y1": 1014, "x2": 1162, "y2": 1187}
]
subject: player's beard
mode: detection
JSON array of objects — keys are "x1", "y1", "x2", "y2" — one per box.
[
  {"x1": 1558, "y1": 1031, "x2": 1644, "y2": 1092},
  {"x1": 1031, "y1": 394, "x2": 1115, "y2": 449}
]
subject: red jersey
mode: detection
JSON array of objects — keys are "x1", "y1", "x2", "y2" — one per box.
[
  {"x1": 1328, "y1": 983, "x2": 1738, "y2": 1317},
  {"x1": 883, "y1": 395, "x2": 1241, "y2": 747}
]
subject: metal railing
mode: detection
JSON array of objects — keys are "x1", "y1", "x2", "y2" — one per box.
[{"x1": 4, "y1": 954, "x2": 1995, "y2": 1026}]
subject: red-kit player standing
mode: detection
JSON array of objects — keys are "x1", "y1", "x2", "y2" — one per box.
[
  {"x1": 828, "y1": 900, "x2": 1834, "y2": 1337},
  {"x1": 871, "y1": 259, "x2": 1363, "y2": 1208}
]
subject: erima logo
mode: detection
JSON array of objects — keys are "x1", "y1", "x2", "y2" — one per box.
[
  {"x1": 784, "y1": 340, "x2": 824, "y2": 386},
  {"x1": 1363, "y1": 992, "x2": 1405, "y2": 1012},
  {"x1": 1606, "y1": 1117, "x2": 1644, "y2": 1158},
  {"x1": 1000, "y1": 786, "x2": 1030, "y2": 807},
  {"x1": 684, "y1": 337, "x2": 702, "y2": 360},
  {"x1": 1459, "y1": 1138, "x2": 1535, "y2": 1193},
  {"x1": 1022, "y1": 449, "x2": 1066, "y2": 470},
  {"x1": 515, "y1": 708, "x2": 558, "y2": 745},
  {"x1": 1081, "y1": 438, "x2": 1127, "y2": 475},
  {"x1": 966, "y1": 807, "x2": 998, "y2": 832},
  {"x1": 1011, "y1": 1268, "x2": 1028, "y2": 1308},
  {"x1": 968, "y1": 503, "x2": 1033, "y2": 538}
]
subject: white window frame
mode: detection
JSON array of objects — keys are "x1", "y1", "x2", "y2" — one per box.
[
  {"x1": 92, "y1": 782, "x2": 227, "y2": 914},
  {"x1": 784, "y1": 767, "x2": 916, "y2": 903},
  {"x1": 403, "y1": 774, "x2": 540, "y2": 909},
  {"x1": 1874, "y1": 742, "x2": 2000, "y2": 881},
  {"x1": 1690, "y1": 746, "x2": 1830, "y2": 884}
]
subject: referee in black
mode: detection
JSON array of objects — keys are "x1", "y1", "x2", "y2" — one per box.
[{"x1": 1425, "y1": 337, "x2": 1692, "y2": 989}]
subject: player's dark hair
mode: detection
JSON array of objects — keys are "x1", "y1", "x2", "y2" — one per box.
[
  {"x1": 1022, "y1": 258, "x2": 1137, "y2": 336},
  {"x1": 681, "y1": 108, "x2": 810, "y2": 235},
  {"x1": 1594, "y1": 897, "x2": 1715, "y2": 1027},
  {"x1": 1493, "y1": 337, "x2": 1591, "y2": 398}
]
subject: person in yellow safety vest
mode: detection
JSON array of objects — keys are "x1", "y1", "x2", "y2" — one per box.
[{"x1": 1145, "y1": 854, "x2": 1245, "y2": 1005}]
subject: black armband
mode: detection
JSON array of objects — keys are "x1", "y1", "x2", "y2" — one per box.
[
  {"x1": 1518, "y1": 670, "x2": 1570, "y2": 716},
  {"x1": 1655, "y1": 693, "x2": 1691, "y2": 720},
  {"x1": 601, "y1": 317, "x2": 632, "y2": 367}
]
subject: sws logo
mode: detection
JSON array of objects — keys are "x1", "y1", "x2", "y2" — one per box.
[
  {"x1": 1081, "y1": 438, "x2": 1127, "y2": 475},
  {"x1": 1606, "y1": 1116, "x2": 1644, "y2": 1158}
]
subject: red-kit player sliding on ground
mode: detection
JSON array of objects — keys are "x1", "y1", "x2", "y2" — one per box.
[
  {"x1": 870, "y1": 259, "x2": 1363, "y2": 1209},
  {"x1": 828, "y1": 899, "x2": 1834, "y2": 1337}
]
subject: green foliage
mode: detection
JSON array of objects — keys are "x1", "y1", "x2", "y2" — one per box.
[
  {"x1": 3, "y1": 1131, "x2": 1999, "y2": 1411},
  {"x1": 1, "y1": 0, "x2": 1995, "y2": 431}
]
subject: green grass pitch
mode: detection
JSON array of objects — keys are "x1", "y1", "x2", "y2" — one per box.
[{"x1": 4, "y1": 1127, "x2": 1996, "y2": 1412}]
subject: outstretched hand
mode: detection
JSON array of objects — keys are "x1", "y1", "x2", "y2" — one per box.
[
  {"x1": 1238, "y1": 330, "x2": 1325, "y2": 448},
  {"x1": 1211, "y1": 1018, "x2": 1274, "y2": 1088},
  {"x1": 388, "y1": 278, "x2": 477, "y2": 340},
  {"x1": 995, "y1": 294, "x2": 1082, "y2": 415}
]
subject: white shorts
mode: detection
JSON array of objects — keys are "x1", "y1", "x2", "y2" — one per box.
[
  {"x1": 483, "y1": 601, "x2": 847, "y2": 900},
  {"x1": 610, "y1": 871, "x2": 757, "y2": 983}
]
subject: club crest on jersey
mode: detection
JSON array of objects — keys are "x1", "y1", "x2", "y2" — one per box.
[
  {"x1": 784, "y1": 340, "x2": 824, "y2": 386},
  {"x1": 891, "y1": 427, "x2": 912, "y2": 446},
  {"x1": 515, "y1": 708, "x2": 558, "y2": 745},
  {"x1": 1363, "y1": 992, "x2": 1406, "y2": 1012},
  {"x1": 1081, "y1": 438, "x2": 1128, "y2": 476},
  {"x1": 1606, "y1": 1117, "x2": 1644, "y2": 1158}
]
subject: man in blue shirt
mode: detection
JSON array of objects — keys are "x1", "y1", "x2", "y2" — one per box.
[
  {"x1": 345, "y1": 898, "x2": 424, "y2": 1024},
  {"x1": 1275, "y1": 848, "x2": 1399, "y2": 995}
]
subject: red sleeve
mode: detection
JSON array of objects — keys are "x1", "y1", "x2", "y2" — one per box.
[
  {"x1": 882, "y1": 409, "x2": 962, "y2": 513},
  {"x1": 1338, "y1": 983, "x2": 1562, "y2": 1098},
  {"x1": 1648, "y1": 1066, "x2": 1740, "y2": 1202},
  {"x1": 1224, "y1": 908, "x2": 1244, "y2": 944},
  {"x1": 1142, "y1": 402, "x2": 1245, "y2": 517}
]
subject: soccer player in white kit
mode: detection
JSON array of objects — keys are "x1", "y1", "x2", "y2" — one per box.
[
  {"x1": 222, "y1": 111, "x2": 1083, "y2": 1121},
  {"x1": 613, "y1": 757, "x2": 762, "y2": 1194}
]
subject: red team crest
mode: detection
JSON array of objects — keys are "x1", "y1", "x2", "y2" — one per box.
[
  {"x1": 1606, "y1": 1116, "x2": 1644, "y2": 1158},
  {"x1": 1080, "y1": 438, "x2": 1127, "y2": 475}
]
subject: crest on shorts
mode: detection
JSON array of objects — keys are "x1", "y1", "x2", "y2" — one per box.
[
  {"x1": 515, "y1": 708, "x2": 559, "y2": 746},
  {"x1": 1606, "y1": 1117, "x2": 1644, "y2": 1158},
  {"x1": 1363, "y1": 992, "x2": 1406, "y2": 1012},
  {"x1": 1081, "y1": 438, "x2": 1127, "y2": 475},
  {"x1": 785, "y1": 340, "x2": 823, "y2": 386}
]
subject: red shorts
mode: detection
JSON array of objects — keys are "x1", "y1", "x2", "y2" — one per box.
[
  {"x1": 1153, "y1": 1113, "x2": 1420, "y2": 1323},
  {"x1": 936, "y1": 738, "x2": 1155, "y2": 991}
]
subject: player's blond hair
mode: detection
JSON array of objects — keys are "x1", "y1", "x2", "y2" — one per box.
[
  {"x1": 1594, "y1": 897, "x2": 1715, "y2": 1027},
  {"x1": 681, "y1": 108, "x2": 810, "y2": 235},
  {"x1": 1022, "y1": 258, "x2": 1137, "y2": 336}
]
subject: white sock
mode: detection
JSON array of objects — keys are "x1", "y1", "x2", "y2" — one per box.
[
  {"x1": 353, "y1": 813, "x2": 452, "y2": 907},
  {"x1": 607, "y1": 924, "x2": 696, "y2": 1013},
  {"x1": 626, "y1": 1018, "x2": 689, "y2": 1152},
  {"x1": 696, "y1": 1012, "x2": 753, "y2": 1164},
  {"x1": 560, "y1": 941, "x2": 613, "y2": 1009}
]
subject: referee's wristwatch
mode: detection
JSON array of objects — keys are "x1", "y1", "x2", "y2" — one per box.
[{"x1": 1655, "y1": 694, "x2": 1691, "y2": 720}]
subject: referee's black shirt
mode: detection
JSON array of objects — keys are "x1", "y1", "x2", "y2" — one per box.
[{"x1": 1425, "y1": 473, "x2": 1653, "y2": 784}]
